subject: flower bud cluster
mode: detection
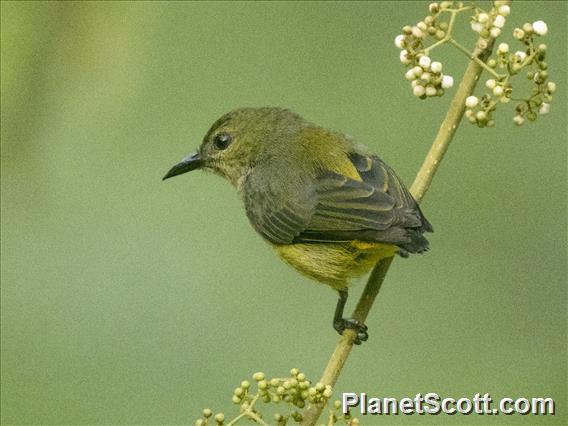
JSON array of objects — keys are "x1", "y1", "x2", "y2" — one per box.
[
  {"x1": 513, "y1": 80, "x2": 555, "y2": 126},
  {"x1": 465, "y1": 16, "x2": 555, "y2": 128},
  {"x1": 196, "y1": 369, "x2": 351, "y2": 425},
  {"x1": 464, "y1": 95, "x2": 497, "y2": 128},
  {"x1": 395, "y1": 4, "x2": 457, "y2": 99},
  {"x1": 195, "y1": 409, "x2": 225, "y2": 426},
  {"x1": 470, "y1": 1, "x2": 511, "y2": 39},
  {"x1": 404, "y1": 55, "x2": 454, "y2": 98}
]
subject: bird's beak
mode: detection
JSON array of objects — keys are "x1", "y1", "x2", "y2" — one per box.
[{"x1": 162, "y1": 152, "x2": 204, "y2": 180}]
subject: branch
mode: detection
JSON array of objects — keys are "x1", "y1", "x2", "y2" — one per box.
[{"x1": 300, "y1": 36, "x2": 496, "y2": 426}]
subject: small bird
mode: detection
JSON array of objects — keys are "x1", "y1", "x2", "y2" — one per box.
[{"x1": 164, "y1": 107, "x2": 432, "y2": 343}]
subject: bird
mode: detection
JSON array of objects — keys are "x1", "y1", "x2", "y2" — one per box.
[{"x1": 163, "y1": 107, "x2": 432, "y2": 343}]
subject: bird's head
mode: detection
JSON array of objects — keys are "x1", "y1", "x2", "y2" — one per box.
[{"x1": 163, "y1": 107, "x2": 306, "y2": 187}]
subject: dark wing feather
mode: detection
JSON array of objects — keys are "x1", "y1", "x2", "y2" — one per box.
[{"x1": 243, "y1": 152, "x2": 432, "y2": 252}]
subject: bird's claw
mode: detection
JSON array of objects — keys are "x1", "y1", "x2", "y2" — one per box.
[{"x1": 333, "y1": 318, "x2": 369, "y2": 345}]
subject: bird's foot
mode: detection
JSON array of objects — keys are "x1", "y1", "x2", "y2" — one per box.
[{"x1": 333, "y1": 318, "x2": 368, "y2": 345}]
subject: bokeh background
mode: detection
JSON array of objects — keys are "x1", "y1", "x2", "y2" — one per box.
[{"x1": 1, "y1": 1, "x2": 566, "y2": 425}]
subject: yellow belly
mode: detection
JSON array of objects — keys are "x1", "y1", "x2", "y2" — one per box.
[{"x1": 274, "y1": 241, "x2": 397, "y2": 290}]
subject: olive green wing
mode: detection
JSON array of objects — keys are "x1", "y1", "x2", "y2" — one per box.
[
  {"x1": 298, "y1": 153, "x2": 432, "y2": 252},
  {"x1": 243, "y1": 153, "x2": 431, "y2": 252}
]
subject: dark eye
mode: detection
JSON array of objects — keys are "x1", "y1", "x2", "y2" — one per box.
[{"x1": 213, "y1": 132, "x2": 232, "y2": 150}]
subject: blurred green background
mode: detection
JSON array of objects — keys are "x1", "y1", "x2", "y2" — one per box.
[{"x1": 1, "y1": 1, "x2": 566, "y2": 425}]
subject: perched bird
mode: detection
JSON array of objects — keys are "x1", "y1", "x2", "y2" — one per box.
[{"x1": 164, "y1": 107, "x2": 432, "y2": 343}]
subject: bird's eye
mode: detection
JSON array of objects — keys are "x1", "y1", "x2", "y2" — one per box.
[{"x1": 213, "y1": 132, "x2": 233, "y2": 150}]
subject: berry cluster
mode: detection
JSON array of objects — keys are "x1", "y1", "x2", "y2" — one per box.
[
  {"x1": 195, "y1": 369, "x2": 359, "y2": 425},
  {"x1": 470, "y1": 1, "x2": 510, "y2": 40},
  {"x1": 464, "y1": 19, "x2": 556, "y2": 127},
  {"x1": 395, "y1": 2, "x2": 459, "y2": 98},
  {"x1": 396, "y1": 1, "x2": 556, "y2": 127}
]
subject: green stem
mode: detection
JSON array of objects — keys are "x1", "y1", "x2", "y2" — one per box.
[{"x1": 449, "y1": 38, "x2": 504, "y2": 79}]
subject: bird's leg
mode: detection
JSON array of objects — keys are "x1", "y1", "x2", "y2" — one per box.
[{"x1": 332, "y1": 289, "x2": 368, "y2": 345}]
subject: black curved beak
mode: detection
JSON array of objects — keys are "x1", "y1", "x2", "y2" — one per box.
[{"x1": 162, "y1": 152, "x2": 204, "y2": 180}]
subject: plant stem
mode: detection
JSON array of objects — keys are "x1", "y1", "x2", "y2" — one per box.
[{"x1": 300, "y1": 35, "x2": 495, "y2": 426}]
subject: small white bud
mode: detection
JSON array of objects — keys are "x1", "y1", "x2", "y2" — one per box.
[
  {"x1": 417, "y1": 21, "x2": 428, "y2": 32},
  {"x1": 400, "y1": 50, "x2": 411, "y2": 64},
  {"x1": 476, "y1": 111, "x2": 487, "y2": 121},
  {"x1": 471, "y1": 22, "x2": 484, "y2": 33},
  {"x1": 547, "y1": 82, "x2": 557, "y2": 93},
  {"x1": 441, "y1": 74, "x2": 454, "y2": 88},
  {"x1": 395, "y1": 35, "x2": 405, "y2": 49},
  {"x1": 532, "y1": 20, "x2": 548, "y2": 36},
  {"x1": 497, "y1": 43, "x2": 509, "y2": 53},
  {"x1": 478, "y1": 13, "x2": 489, "y2": 24},
  {"x1": 513, "y1": 28, "x2": 525, "y2": 39},
  {"x1": 498, "y1": 5, "x2": 511, "y2": 16},
  {"x1": 413, "y1": 85, "x2": 425, "y2": 97},
  {"x1": 465, "y1": 96, "x2": 479, "y2": 108},
  {"x1": 539, "y1": 102, "x2": 550, "y2": 115},
  {"x1": 493, "y1": 15, "x2": 506, "y2": 28},
  {"x1": 493, "y1": 85, "x2": 504, "y2": 96},
  {"x1": 490, "y1": 27, "x2": 502, "y2": 38},
  {"x1": 430, "y1": 61, "x2": 442, "y2": 73},
  {"x1": 412, "y1": 66, "x2": 423, "y2": 77},
  {"x1": 405, "y1": 69, "x2": 416, "y2": 80},
  {"x1": 513, "y1": 115, "x2": 525, "y2": 126},
  {"x1": 515, "y1": 51, "x2": 527, "y2": 62},
  {"x1": 485, "y1": 79, "x2": 496, "y2": 89},
  {"x1": 429, "y1": 3, "x2": 439, "y2": 13},
  {"x1": 425, "y1": 85, "x2": 437, "y2": 97},
  {"x1": 420, "y1": 72, "x2": 432, "y2": 83},
  {"x1": 419, "y1": 55, "x2": 431, "y2": 69},
  {"x1": 412, "y1": 26, "x2": 425, "y2": 39}
]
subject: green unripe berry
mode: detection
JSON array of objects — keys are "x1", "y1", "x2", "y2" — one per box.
[
  {"x1": 253, "y1": 372, "x2": 265, "y2": 381},
  {"x1": 240, "y1": 380, "x2": 250, "y2": 389},
  {"x1": 297, "y1": 373, "x2": 306, "y2": 381},
  {"x1": 290, "y1": 368, "x2": 299, "y2": 376},
  {"x1": 270, "y1": 378, "x2": 280, "y2": 387},
  {"x1": 315, "y1": 382, "x2": 325, "y2": 392},
  {"x1": 232, "y1": 395, "x2": 240, "y2": 404},
  {"x1": 203, "y1": 408, "x2": 213, "y2": 418},
  {"x1": 195, "y1": 420, "x2": 205, "y2": 426},
  {"x1": 258, "y1": 380, "x2": 268, "y2": 390},
  {"x1": 323, "y1": 388, "x2": 333, "y2": 398},
  {"x1": 487, "y1": 59, "x2": 497, "y2": 68},
  {"x1": 214, "y1": 413, "x2": 225, "y2": 424},
  {"x1": 292, "y1": 411, "x2": 303, "y2": 422},
  {"x1": 277, "y1": 386, "x2": 285, "y2": 395}
]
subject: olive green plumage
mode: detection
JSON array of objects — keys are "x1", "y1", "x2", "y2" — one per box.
[{"x1": 164, "y1": 107, "x2": 432, "y2": 290}]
